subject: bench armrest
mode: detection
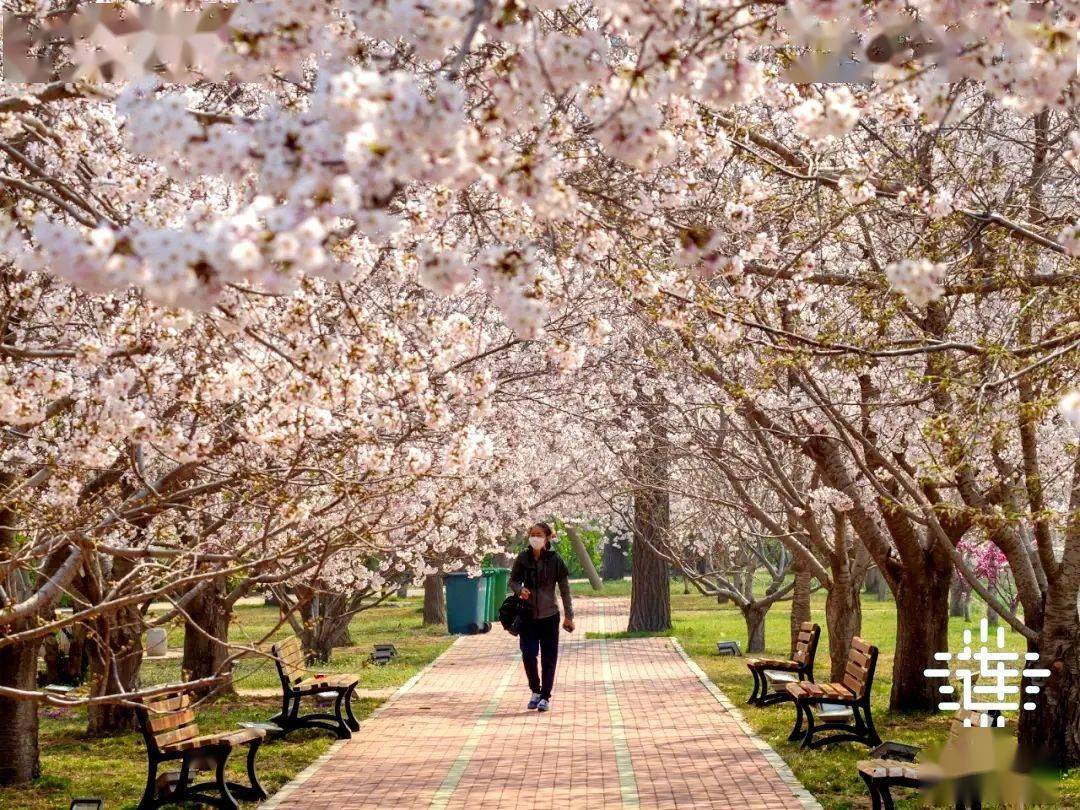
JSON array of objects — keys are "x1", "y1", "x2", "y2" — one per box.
[{"x1": 868, "y1": 741, "x2": 920, "y2": 762}]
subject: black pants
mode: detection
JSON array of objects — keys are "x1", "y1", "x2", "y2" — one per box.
[{"x1": 519, "y1": 613, "x2": 560, "y2": 699}]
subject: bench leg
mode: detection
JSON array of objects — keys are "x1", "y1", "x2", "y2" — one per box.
[
  {"x1": 748, "y1": 667, "x2": 762, "y2": 705},
  {"x1": 223, "y1": 739, "x2": 268, "y2": 801},
  {"x1": 880, "y1": 782, "x2": 896, "y2": 810},
  {"x1": 858, "y1": 772, "x2": 882, "y2": 810},
  {"x1": 800, "y1": 702, "x2": 817, "y2": 749},
  {"x1": 344, "y1": 684, "x2": 360, "y2": 732},
  {"x1": 860, "y1": 700, "x2": 882, "y2": 746},
  {"x1": 137, "y1": 758, "x2": 159, "y2": 810},
  {"x1": 214, "y1": 750, "x2": 240, "y2": 810},
  {"x1": 788, "y1": 699, "x2": 805, "y2": 741},
  {"x1": 332, "y1": 689, "x2": 352, "y2": 738}
]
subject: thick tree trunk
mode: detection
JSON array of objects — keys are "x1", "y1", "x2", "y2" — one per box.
[
  {"x1": 890, "y1": 567, "x2": 951, "y2": 712},
  {"x1": 742, "y1": 603, "x2": 767, "y2": 654},
  {"x1": 789, "y1": 563, "x2": 812, "y2": 658},
  {"x1": 1018, "y1": 590, "x2": 1080, "y2": 767},
  {"x1": 628, "y1": 483, "x2": 671, "y2": 632},
  {"x1": 181, "y1": 579, "x2": 234, "y2": 698},
  {"x1": 0, "y1": 641, "x2": 40, "y2": 784},
  {"x1": 825, "y1": 582, "x2": 862, "y2": 681},
  {"x1": 949, "y1": 571, "x2": 971, "y2": 620},
  {"x1": 423, "y1": 574, "x2": 446, "y2": 626}
]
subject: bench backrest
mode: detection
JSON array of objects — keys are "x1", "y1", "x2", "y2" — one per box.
[
  {"x1": 843, "y1": 637, "x2": 878, "y2": 700},
  {"x1": 792, "y1": 622, "x2": 821, "y2": 670},
  {"x1": 272, "y1": 635, "x2": 306, "y2": 685},
  {"x1": 138, "y1": 693, "x2": 200, "y2": 755}
]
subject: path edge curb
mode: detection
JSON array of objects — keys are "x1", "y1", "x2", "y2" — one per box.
[
  {"x1": 669, "y1": 637, "x2": 823, "y2": 810},
  {"x1": 262, "y1": 635, "x2": 464, "y2": 808}
]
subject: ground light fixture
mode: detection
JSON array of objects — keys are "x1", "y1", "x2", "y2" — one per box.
[{"x1": 69, "y1": 799, "x2": 104, "y2": 810}]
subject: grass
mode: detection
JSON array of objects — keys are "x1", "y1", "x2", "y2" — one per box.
[
  {"x1": 599, "y1": 581, "x2": 1079, "y2": 810},
  {"x1": 10, "y1": 576, "x2": 1077, "y2": 808},
  {"x1": 3, "y1": 595, "x2": 453, "y2": 810}
]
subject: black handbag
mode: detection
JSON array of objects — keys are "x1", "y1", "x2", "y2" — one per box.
[
  {"x1": 498, "y1": 593, "x2": 527, "y2": 635},
  {"x1": 498, "y1": 564, "x2": 534, "y2": 636}
]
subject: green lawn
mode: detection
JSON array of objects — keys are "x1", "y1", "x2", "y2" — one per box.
[
  {"x1": 3, "y1": 595, "x2": 453, "y2": 810},
  {"x1": 9, "y1": 579, "x2": 1076, "y2": 809},
  {"x1": 577, "y1": 579, "x2": 1078, "y2": 809}
]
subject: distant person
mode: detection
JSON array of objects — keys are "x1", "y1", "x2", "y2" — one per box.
[{"x1": 509, "y1": 521, "x2": 575, "y2": 712}]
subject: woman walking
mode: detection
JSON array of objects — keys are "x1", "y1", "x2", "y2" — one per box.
[{"x1": 509, "y1": 522, "x2": 575, "y2": 712}]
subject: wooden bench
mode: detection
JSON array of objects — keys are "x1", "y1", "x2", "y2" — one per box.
[
  {"x1": 269, "y1": 635, "x2": 360, "y2": 739},
  {"x1": 746, "y1": 622, "x2": 820, "y2": 707},
  {"x1": 136, "y1": 692, "x2": 266, "y2": 810},
  {"x1": 786, "y1": 636, "x2": 881, "y2": 749},
  {"x1": 856, "y1": 709, "x2": 987, "y2": 810}
]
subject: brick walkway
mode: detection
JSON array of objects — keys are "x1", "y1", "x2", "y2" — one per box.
[{"x1": 266, "y1": 599, "x2": 818, "y2": 809}]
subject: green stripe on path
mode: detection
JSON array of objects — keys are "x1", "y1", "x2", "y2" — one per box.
[
  {"x1": 429, "y1": 656, "x2": 517, "y2": 809},
  {"x1": 599, "y1": 604, "x2": 640, "y2": 808}
]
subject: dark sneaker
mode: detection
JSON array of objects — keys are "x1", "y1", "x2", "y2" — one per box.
[
  {"x1": 537, "y1": 698, "x2": 550, "y2": 712},
  {"x1": 527, "y1": 693, "x2": 541, "y2": 710}
]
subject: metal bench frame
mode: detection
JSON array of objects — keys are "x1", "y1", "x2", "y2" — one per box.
[
  {"x1": 746, "y1": 622, "x2": 820, "y2": 707},
  {"x1": 269, "y1": 635, "x2": 361, "y2": 739},
  {"x1": 786, "y1": 636, "x2": 881, "y2": 749},
  {"x1": 136, "y1": 693, "x2": 266, "y2": 810}
]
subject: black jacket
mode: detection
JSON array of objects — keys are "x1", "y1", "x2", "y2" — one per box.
[{"x1": 509, "y1": 547, "x2": 574, "y2": 620}]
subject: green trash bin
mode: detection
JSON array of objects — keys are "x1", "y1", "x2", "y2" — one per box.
[
  {"x1": 488, "y1": 567, "x2": 510, "y2": 619},
  {"x1": 445, "y1": 572, "x2": 489, "y2": 634},
  {"x1": 481, "y1": 569, "x2": 495, "y2": 623}
]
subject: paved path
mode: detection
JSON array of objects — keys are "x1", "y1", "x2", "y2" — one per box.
[{"x1": 266, "y1": 599, "x2": 818, "y2": 809}]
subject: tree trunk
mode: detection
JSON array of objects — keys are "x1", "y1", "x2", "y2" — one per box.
[
  {"x1": 949, "y1": 571, "x2": 971, "y2": 620},
  {"x1": 566, "y1": 525, "x2": 602, "y2": 590},
  {"x1": 0, "y1": 641, "x2": 40, "y2": 784},
  {"x1": 890, "y1": 567, "x2": 951, "y2": 712},
  {"x1": 825, "y1": 582, "x2": 862, "y2": 681},
  {"x1": 790, "y1": 563, "x2": 812, "y2": 658},
  {"x1": 181, "y1": 579, "x2": 234, "y2": 698},
  {"x1": 1018, "y1": 583, "x2": 1080, "y2": 768},
  {"x1": 628, "y1": 483, "x2": 671, "y2": 633},
  {"x1": 423, "y1": 574, "x2": 446, "y2": 626},
  {"x1": 742, "y1": 603, "x2": 767, "y2": 654}
]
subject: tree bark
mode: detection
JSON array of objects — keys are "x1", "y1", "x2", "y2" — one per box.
[
  {"x1": 1018, "y1": 590, "x2": 1080, "y2": 767},
  {"x1": 825, "y1": 581, "x2": 862, "y2": 681},
  {"x1": 423, "y1": 574, "x2": 446, "y2": 626},
  {"x1": 566, "y1": 525, "x2": 602, "y2": 590},
  {"x1": 628, "y1": 485, "x2": 671, "y2": 632},
  {"x1": 181, "y1": 578, "x2": 234, "y2": 698},
  {"x1": 890, "y1": 567, "x2": 951, "y2": 712},
  {"x1": 0, "y1": 641, "x2": 40, "y2": 784},
  {"x1": 789, "y1": 562, "x2": 812, "y2": 658},
  {"x1": 741, "y1": 603, "x2": 767, "y2": 654}
]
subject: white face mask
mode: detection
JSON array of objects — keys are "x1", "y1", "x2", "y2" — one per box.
[{"x1": 528, "y1": 536, "x2": 546, "y2": 550}]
